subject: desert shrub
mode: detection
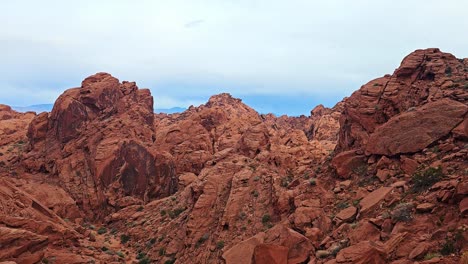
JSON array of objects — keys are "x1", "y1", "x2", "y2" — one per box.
[
  {"x1": 216, "y1": 240, "x2": 225, "y2": 249},
  {"x1": 41, "y1": 258, "x2": 49, "y2": 264},
  {"x1": 238, "y1": 211, "x2": 247, "y2": 220},
  {"x1": 423, "y1": 252, "x2": 441, "y2": 260},
  {"x1": 441, "y1": 239, "x2": 456, "y2": 255},
  {"x1": 120, "y1": 234, "x2": 130, "y2": 244},
  {"x1": 353, "y1": 164, "x2": 368, "y2": 177},
  {"x1": 137, "y1": 206, "x2": 144, "y2": 212},
  {"x1": 159, "y1": 247, "x2": 166, "y2": 256},
  {"x1": 352, "y1": 199, "x2": 360, "y2": 206},
  {"x1": 101, "y1": 246, "x2": 109, "y2": 251},
  {"x1": 116, "y1": 251, "x2": 125, "y2": 258},
  {"x1": 138, "y1": 257, "x2": 151, "y2": 264},
  {"x1": 253, "y1": 176, "x2": 260, "y2": 181},
  {"x1": 336, "y1": 201, "x2": 349, "y2": 210},
  {"x1": 358, "y1": 175, "x2": 377, "y2": 187},
  {"x1": 160, "y1": 210, "x2": 167, "y2": 216},
  {"x1": 445, "y1": 66, "x2": 452, "y2": 76},
  {"x1": 262, "y1": 214, "x2": 271, "y2": 224},
  {"x1": 97, "y1": 227, "x2": 107, "y2": 235},
  {"x1": 169, "y1": 208, "x2": 185, "y2": 219},
  {"x1": 411, "y1": 166, "x2": 444, "y2": 192},
  {"x1": 309, "y1": 178, "x2": 317, "y2": 186},
  {"x1": 251, "y1": 190, "x2": 259, "y2": 197},
  {"x1": 196, "y1": 233, "x2": 210, "y2": 248},
  {"x1": 391, "y1": 203, "x2": 413, "y2": 222},
  {"x1": 136, "y1": 252, "x2": 147, "y2": 260},
  {"x1": 164, "y1": 259, "x2": 176, "y2": 264},
  {"x1": 280, "y1": 176, "x2": 293, "y2": 187}
]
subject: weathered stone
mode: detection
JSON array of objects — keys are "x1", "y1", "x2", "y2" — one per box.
[{"x1": 360, "y1": 187, "x2": 393, "y2": 214}]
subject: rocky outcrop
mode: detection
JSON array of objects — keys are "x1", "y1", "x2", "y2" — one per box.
[
  {"x1": 366, "y1": 99, "x2": 467, "y2": 156},
  {"x1": 0, "y1": 48, "x2": 466, "y2": 264},
  {"x1": 0, "y1": 105, "x2": 35, "y2": 170},
  {"x1": 336, "y1": 48, "x2": 468, "y2": 153},
  {"x1": 23, "y1": 73, "x2": 175, "y2": 218}
]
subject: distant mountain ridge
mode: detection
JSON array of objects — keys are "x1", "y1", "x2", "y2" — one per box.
[
  {"x1": 12, "y1": 104, "x2": 186, "y2": 114},
  {"x1": 12, "y1": 104, "x2": 54, "y2": 113}
]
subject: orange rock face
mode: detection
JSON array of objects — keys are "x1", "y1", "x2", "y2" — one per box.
[
  {"x1": 23, "y1": 73, "x2": 176, "y2": 219},
  {"x1": 0, "y1": 48, "x2": 467, "y2": 263}
]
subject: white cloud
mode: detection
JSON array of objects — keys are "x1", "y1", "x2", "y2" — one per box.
[{"x1": 0, "y1": 0, "x2": 467, "y2": 112}]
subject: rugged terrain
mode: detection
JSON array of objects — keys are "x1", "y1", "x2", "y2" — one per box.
[{"x1": 0, "y1": 48, "x2": 467, "y2": 264}]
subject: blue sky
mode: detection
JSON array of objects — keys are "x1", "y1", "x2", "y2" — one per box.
[{"x1": 1, "y1": 0, "x2": 467, "y2": 116}]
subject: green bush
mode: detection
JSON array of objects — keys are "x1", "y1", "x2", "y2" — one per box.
[
  {"x1": 120, "y1": 234, "x2": 130, "y2": 244},
  {"x1": 336, "y1": 201, "x2": 349, "y2": 210},
  {"x1": 353, "y1": 164, "x2": 368, "y2": 177},
  {"x1": 164, "y1": 259, "x2": 176, "y2": 264},
  {"x1": 391, "y1": 203, "x2": 413, "y2": 222},
  {"x1": 196, "y1": 233, "x2": 210, "y2": 248},
  {"x1": 169, "y1": 208, "x2": 185, "y2": 219},
  {"x1": 138, "y1": 257, "x2": 151, "y2": 264},
  {"x1": 251, "y1": 190, "x2": 259, "y2": 197},
  {"x1": 216, "y1": 240, "x2": 225, "y2": 249},
  {"x1": 445, "y1": 66, "x2": 452, "y2": 76},
  {"x1": 309, "y1": 178, "x2": 317, "y2": 186},
  {"x1": 261, "y1": 214, "x2": 271, "y2": 224},
  {"x1": 280, "y1": 176, "x2": 293, "y2": 187},
  {"x1": 97, "y1": 227, "x2": 107, "y2": 235},
  {"x1": 136, "y1": 252, "x2": 147, "y2": 260},
  {"x1": 411, "y1": 166, "x2": 444, "y2": 192},
  {"x1": 440, "y1": 239, "x2": 456, "y2": 255},
  {"x1": 423, "y1": 252, "x2": 440, "y2": 260},
  {"x1": 238, "y1": 211, "x2": 247, "y2": 220}
]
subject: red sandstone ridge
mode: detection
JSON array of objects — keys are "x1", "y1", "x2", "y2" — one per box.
[
  {"x1": 23, "y1": 72, "x2": 176, "y2": 220},
  {"x1": 0, "y1": 49, "x2": 467, "y2": 263}
]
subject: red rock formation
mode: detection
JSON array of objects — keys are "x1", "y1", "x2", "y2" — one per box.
[
  {"x1": 0, "y1": 48, "x2": 466, "y2": 264},
  {"x1": 336, "y1": 48, "x2": 467, "y2": 153},
  {"x1": 23, "y1": 73, "x2": 176, "y2": 219}
]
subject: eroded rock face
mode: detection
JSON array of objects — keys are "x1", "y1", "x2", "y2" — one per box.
[
  {"x1": 0, "y1": 48, "x2": 466, "y2": 264},
  {"x1": 23, "y1": 73, "x2": 175, "y2": 218},
  {"x1": 336, "y1": 48, "x2": 468, "y2": 153},
  {"x1": 0, "y1": 105, "x2": 35, "y2": 170},
  {"x1": 366, "y1": 99, "x2": 467, "y2": 156}
]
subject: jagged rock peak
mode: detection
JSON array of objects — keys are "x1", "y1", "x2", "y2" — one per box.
[
  {"x1": 311, "y1": 104, "x2": 326, "y2": 116},
  {"x1": 81, "y1": 72, "x2": 119, "y2": 88},
  {"x1": 206, "y1": 93, "x2": 242, "y2": 106}
]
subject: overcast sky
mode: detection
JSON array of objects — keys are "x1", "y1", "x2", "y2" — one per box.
[{"x1": 1, "y1": 0, "x2": 467, "y2": 115}]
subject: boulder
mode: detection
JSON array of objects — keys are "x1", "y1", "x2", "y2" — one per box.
[
  {"x1": 360, "y1": 187, "x2": 393, "y2": 214},
  {"x1": 253, "y1": 244, "x2": 289, "y2": 264},
  {"x1": 331, "y1": 150, "x2": 366, "y2": 179},
  {"x1": 366, "y1": 99, "x2": 467, "y2": 156}
]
